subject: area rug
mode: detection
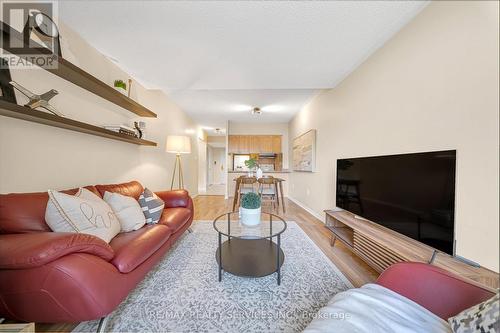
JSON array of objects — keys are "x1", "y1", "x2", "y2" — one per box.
[{"x1": 73, "y1": 221, "x2": 353, "y2": 333}]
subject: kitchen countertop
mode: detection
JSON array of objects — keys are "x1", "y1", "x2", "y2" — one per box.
[{"x1": 228, "y1": 170, "x2": 291, "y2": 173}]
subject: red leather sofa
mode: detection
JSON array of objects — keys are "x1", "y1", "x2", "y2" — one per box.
[
  {"x1": 376, "y1": 262, "x2": 495, "y2": 319},
  {"x1": 0, "y1": 181, "x2": 194, "y2": 323}
]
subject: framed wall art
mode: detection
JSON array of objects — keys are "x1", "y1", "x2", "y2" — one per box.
[{"x1": 292, "y1": 129, "x2": 316, "y2": 172}]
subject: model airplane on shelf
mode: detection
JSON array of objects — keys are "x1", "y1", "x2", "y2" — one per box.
[{"x1": 9, "y1": 81, "x2": 64, "y2": 117}]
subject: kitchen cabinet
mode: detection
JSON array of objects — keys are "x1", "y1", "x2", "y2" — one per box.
[
  {"x1": 259, "y1": 135, "x2": 273, "y2": 153},
  {"x1": 228, "y1": 135, "x2": 238, "y2": 153},
  {"x1": 228, "y1": 135, "x2": 282, "y2": 154},
  {"x1": 272, "y1": 136, "x2": 282, "y2": 153},
  {"x1": 250, "y1": 136, "x2": 261, "y2": 153},
  {"x1": 238, "y1": 136, "x2": 248, "y2": 153}
]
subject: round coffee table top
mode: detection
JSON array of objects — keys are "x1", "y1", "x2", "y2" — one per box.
[{"x1": 213, "y1": 211, "x2": 287, "y2": 239}]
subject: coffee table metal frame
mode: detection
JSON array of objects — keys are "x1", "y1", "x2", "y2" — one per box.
[{"x1": 213, "y1": 212, "x2": 287, "y2": 285}]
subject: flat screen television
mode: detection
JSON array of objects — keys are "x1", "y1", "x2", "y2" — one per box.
[{"x1": 336, "y1": 150, "x2": 456, "y2": 255}]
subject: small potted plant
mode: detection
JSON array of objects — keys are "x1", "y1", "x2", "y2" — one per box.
[
  {"x1": 113, "y1": 80, "x2": 127, "y2": 95},
  {"x1": 240, "y1": 192, "x2": 261, "y2": 227}
]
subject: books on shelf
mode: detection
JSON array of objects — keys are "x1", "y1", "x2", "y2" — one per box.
[{"x1": 103, "y1": 125, "x2": 138, "y2": 138}]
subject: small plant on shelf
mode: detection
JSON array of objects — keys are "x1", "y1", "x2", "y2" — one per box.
[
  {"x1": 114, "y1": 80, "x2": 127, "y2": 91},
  {"x1": 241, "y1": 192, "x2": 261, "y2": 209}
]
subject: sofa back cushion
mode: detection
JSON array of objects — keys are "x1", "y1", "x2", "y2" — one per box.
[
  {"x1": 95, "y1": 181, "x2": 144, "y2": 200},
  {"x1": 0, "y1": 186, "x2": 100, "y2": 234}
]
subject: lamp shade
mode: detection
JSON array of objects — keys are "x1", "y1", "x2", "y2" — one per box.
[{"x1": 166, "y1": 135, "x2": 191, "y2": 154}]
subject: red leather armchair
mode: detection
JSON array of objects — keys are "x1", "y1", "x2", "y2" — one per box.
[
  {"x1": 376, "y1": 262, "x2": 495, "y2": 319},
  {"x1": 0, "y1": 181, "x2": 194, "y2": 323}
]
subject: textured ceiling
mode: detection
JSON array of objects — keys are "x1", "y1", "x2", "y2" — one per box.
[{"x1": 59, "y1": 1, "x2": 428, "y2": 131}]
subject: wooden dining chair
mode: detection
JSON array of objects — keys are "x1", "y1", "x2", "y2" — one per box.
[
  {"x1": 236, "y1": 176, "x2": 257, "y2": 208},
  {"x1": 258, "y1": 176, "x2": 278, "y2": 210}
]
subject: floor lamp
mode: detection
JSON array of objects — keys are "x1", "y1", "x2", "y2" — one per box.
[{"x1": 166, "y1": 135, "x2": 191, "y2": 190}]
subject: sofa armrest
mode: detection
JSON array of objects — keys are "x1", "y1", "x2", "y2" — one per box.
[
  {"x1": 155, "y1": 190, "x2": 191, "y2": 209},
  {"x1": 0, "y1": 232, "x2": 114, "y2": 269},
  {"x1": 376, "y1": 262, "x2": 495, "y2": 319}
]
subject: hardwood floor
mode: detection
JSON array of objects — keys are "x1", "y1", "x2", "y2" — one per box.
[{"x1": 33, "y1": 195, "x2": 377, "y2": 333}]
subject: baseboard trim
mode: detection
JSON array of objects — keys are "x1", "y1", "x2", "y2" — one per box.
[{"x1": 287, "y1": 196, "x2": 324, "y2": 223}]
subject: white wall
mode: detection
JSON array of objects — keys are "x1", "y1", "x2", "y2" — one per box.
[
  {"x1": 289, "y1": 1, "x2": 499, "y2": 271},
  {"x1": 0, "y1": 21, "x2": 199, "y2": 194},
  {"x1": 197, "y1": 130, "x2": 208, "y2": 193},
  {"x1": 228, "y1": 122, "x2": 289, "y2": 169}
]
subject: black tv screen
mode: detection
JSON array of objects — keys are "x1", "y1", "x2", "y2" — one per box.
[{"x1": 336, "y1": 150, "x2": 456, "y2": 255}]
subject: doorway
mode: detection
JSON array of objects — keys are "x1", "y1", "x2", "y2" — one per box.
[{"x1": 206, "y1": 136, "x2": 226, "y2": 195}]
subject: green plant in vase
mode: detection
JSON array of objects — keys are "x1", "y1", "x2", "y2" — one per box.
[
  {"x1": 241, "y1": 192, "x2": 261, "y2": 209},
  {"x1": 240, "y1": 192, "x2": 261, "y2": 226},
  {"x1": 244, "y1": 157, "x2": 259, "y2": 177},
  {"x1": 244, "y1": 158, "x2": 259, "y2": 170}
]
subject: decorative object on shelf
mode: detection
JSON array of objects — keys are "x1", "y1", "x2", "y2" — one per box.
[
  {"x1": 0, "y1": 100, "x2": 157, "y2": 146},
  {"x1": 134, "y1": 121, "x2": 143, "y2": 138},
  {"x1": 0, "y1": 58, "x2": 17, "y2": 104},
  {"x1": 9, "y1": 81, "x2": 63, "y2": 117},
  {"x1": 292, "y1": 129, "x2": 316, "y2": 172},
  {"x1": 128, "y1": 78, "x2": 132, "y2": 98},
  {"x1": 166, "y1": 135, "x2": 191, "y2": 190},
  {"x1": 137, "y1": 121, "x2": 146, "y2": 138},
  {"x1": 113, "y1": 80, "x2": 127, "y2": 95},
  {"x1": 244, "y1": 157, "x2": 259, "y2": 177},
  {"x1": 240, "y1": 192, "x2": 261, "y2": 227},
  {"x1": 102, "y1": 124, "x2": 138, "y2": 138},
  {"x1": 23, "y1": 9, "x2": 62, "y2": 57}
]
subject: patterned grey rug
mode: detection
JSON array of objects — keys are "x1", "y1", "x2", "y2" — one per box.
[{"x1": 74, "y1": 221, "x2": 352, "y2": 333}]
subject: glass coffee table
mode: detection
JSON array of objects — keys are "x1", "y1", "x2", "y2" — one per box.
[{"x1": 213, "y1": 212, "x2": 287, "y2": 285}]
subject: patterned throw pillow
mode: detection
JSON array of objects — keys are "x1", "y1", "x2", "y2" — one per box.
[
  {"x1": 45, "y1": 188, "x2": 121, "y2": 243},
  {"x1": 138, "y1": 188, "x2": 165, "y2": 224},
  {"x1": 448, "y1": 293, "x2": 499, "y2": 333}
]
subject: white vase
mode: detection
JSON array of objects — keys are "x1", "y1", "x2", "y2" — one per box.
[
  {"x1": 240, "y1": 207, "x2": 261, "y2": 226},
  {"x1": 256, "y1": 167, "x2": 263, "y2": 179},
  {"x1": 114, "y1": 87, "x2": 127, "y2": 95}
]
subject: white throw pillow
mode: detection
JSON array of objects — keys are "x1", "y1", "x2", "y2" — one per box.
[
  {"x1": 103, "y1": 191, "x2": 146, "y2": 232},
  {"x1": 45, "y1": 188, "x2": 121, "y2": 243}
]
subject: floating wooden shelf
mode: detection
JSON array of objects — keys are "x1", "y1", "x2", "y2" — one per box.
[
  {"x1": 0, "y1": 22, "x2": 157, "y2": 118},
  {"x1": 50, "y1": 58, "x2": 157, "y2": 117},
  {"x1": 0, "y1": 100, "x2": 157, "y2": 146}
]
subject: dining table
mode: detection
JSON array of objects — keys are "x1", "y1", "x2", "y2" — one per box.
[{"x1": 232, "y1": 176, "x2": 286, "y2": 214}]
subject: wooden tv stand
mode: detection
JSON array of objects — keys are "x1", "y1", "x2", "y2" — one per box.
[{"x1": 324, "y1": 209, "x2": 499, "y2": 289}]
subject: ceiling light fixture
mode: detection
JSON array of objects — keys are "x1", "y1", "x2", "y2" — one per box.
[{"x1": 252, "y1": 107, "x2": 262, "y2": 115}]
